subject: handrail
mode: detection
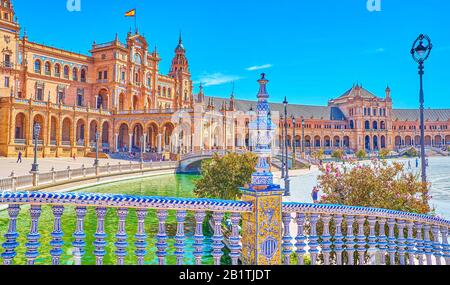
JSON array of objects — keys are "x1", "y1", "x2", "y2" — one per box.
[
  {"x1": 283, "y1": 202, "x2": 450, "y2": 227},
  {"x1": 0, "y1": 192, "x2": 253, "y2": 213}
]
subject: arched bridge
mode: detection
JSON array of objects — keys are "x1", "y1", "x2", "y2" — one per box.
[{"x1": 178, "y1": 150, "x2": 229, "y2": 173}]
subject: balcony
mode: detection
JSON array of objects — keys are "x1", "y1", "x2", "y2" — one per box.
[
  {"x1": 1, "y1": 61, "x2": 13, "y2": 69},
  {"x1": 14, "y1": 139, "x2": 26, "y2": 145}
]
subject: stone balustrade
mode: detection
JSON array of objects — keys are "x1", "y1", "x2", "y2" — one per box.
[
  {"x1": 282, "y1": 203, "x2": 450, "y2": 265},
  {"x1": 1, "y1": 191, "x2": 449, "y2": 265},
  {"x1": 0, "y1": 161, "x2": 178, "y2": 192},
  {"x1": 0, "y1": 192, "x2": 251, "y2": 265}
]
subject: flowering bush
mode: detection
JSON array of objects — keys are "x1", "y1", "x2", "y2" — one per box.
[
  {"x1": 331, "y1": 149, "x2": 344, "y2": 161},
  {"x1": 317, "y1": 160, "x2": 431, "y2": 214}
]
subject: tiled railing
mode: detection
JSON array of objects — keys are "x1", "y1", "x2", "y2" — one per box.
[
  {"x1": 281, "y1": 203, "x2": 450, "y2": 265},
  {"x1": 0, "y1": 192, "x2": 251, "y2": 265}
]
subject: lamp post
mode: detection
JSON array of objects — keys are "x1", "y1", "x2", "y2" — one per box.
[
  {"x1": 140, "y1": 135, "x2": 145, "y2": 163},
  {"x1": 283, "y1": 96, "x2": 290, "y2": 196},
  {"x1": 280, "y1": 114, "x2": 285, "y2": 179},
  {"x1": 302, "y1": 118, "x2": 306, "y2": 159},
  {"x1": 31, "y1": 123, "x2": 41, "y2": 173},
  {"x1": 292, "y1": 116, "x2": 297, "y2": 163},
  {"x1": 94, "y1": 131, "x2": 99, "y2": 167},
  {"x1": 411, "y1": 34, "x2": 432, "y2": 184}
]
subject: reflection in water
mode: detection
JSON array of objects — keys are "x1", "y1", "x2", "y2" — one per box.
[{"x1": 288, "y1": 156, "x2": 450, "y2": 219}]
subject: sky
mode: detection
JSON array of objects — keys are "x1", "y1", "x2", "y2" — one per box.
[{"x1": 12, "y1": 0, "x2": 450, "y2": 109}]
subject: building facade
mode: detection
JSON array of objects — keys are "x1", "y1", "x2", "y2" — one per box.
[{"x1": 0, "y1": 0, "x2": 449, "y2": 158}]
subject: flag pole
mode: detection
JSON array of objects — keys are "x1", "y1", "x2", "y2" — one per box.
[{"x1": 134, "y1": 9, "x2": 137, "y2": 33}]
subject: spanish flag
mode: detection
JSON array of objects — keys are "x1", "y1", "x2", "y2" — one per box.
[{"x1": 125, "y1": 9, "x2": 136, "y2": 17}]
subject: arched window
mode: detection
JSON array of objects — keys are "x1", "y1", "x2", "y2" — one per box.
[
  {"x1": 349, "y1": 120, "x2": 354, "y2": 129},
  {"x1": 72, "y1": 67, "x2": 78, "y2": 81},
  {"x1": 63, "y1": 66, "x2": 70, "y2": 79},
  {"x1": 365, "y1": 121, "x2": 370, "y2": 130},
  {"x1": 80, "y1": 69, "x2": 86, "y2": 82},
  {"x1": 34, "y1": 60, "x2": 41, "y2": 73},
  {"x1": 134, "y1": 53, "x2": 142, "y2": 65},
  {"x1": 54, "y1": 64, "x2": 61, "y2": 77},
  {"x1": 44, "y1": 62, "x2": 51, "y2": 75}
]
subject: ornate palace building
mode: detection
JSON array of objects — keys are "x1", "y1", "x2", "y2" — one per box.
[{"x1": 0, "y1": 0, "x2": 449, "y2": 158}]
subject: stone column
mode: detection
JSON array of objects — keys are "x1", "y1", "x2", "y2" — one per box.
[
  {"x1": 115, "y1": 134, "x2": 119, "y2": 152},
  {"x1": 143, "y1": 133, "x2": 148, "y2": 153},
  {"x1": 128, "y1": 134, "x2": 133, "y2": 153},
  {"x1": 157, "y1": 133, "x2": 162, "y2": 153}
]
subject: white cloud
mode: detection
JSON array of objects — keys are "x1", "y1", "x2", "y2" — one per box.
[
  {"x1": 245, "y1": 64, "x2": 273, "y2": 71},
  {"x1": 195, "y1": 73, "x2": 243, "y2": 87},
  {"x1": 363, "y1": 48, "x2": 385, "y2": 54}
]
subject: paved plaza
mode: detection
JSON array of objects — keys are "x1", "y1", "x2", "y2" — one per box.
[{"x1": 0, "y1": 157, "x2": 126, "y2": 178}]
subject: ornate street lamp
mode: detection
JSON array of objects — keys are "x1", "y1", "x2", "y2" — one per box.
[
  {"x1": 283, "y1": 96, "x2": 290, "y2": 196},
  {"x1": 280, "y1": 114, "x2": 285, "y2": 179},
  {"x1": 94, "y1": 131, "x2": 99, "y2": 167},
  {"x1": 301, "y1": 118, "x2": 306, "y2": 159},
  {"x1": 292, "y1": 116, "x2": 297, "y2": 163},
  {"x1": 31, "y1": 123, "x2": 41, "y2": 173},
  {"x1": 411, "y1": 34, "x2": 432, "y2": 184},
  {"x1": 140, "y1": 135, "x2": 145, "y2": 163}
]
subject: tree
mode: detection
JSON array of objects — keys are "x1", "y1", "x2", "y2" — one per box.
[
  {"x1": 312, "y1": 149, "x2": 325, "y2": 161},
  {"x1": 331, "y1": 149, "x2": 344, "y2": 161},
  {"x1": 355, "y1": 149, "x2": 366, "y2": 160},
  {"x1": 379, "y1": 149, "x2": 390, "y2": 159},
  {"x1": 405, "y1": 147, "x2": 419, "y2": 157},
  {"x1": 447, "y1": 145, "x2": 450, "y2": 152},
  {"x1": 317, "y1": 160, "x2": 431, "y2": 214},
  {"x1": 194, "y1": 152, "x2": 258, "y2": 200}
]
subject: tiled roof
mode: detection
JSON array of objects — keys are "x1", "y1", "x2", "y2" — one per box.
[
  {"x1": 392, "y1": 109, "x2": 450, "y2": 121},
  {"x1": 338, "y1": 86, "x2": 377, "y2": 99},
  {"x1": 204, "y1": 96, "x2": 346, "y2": 121}
]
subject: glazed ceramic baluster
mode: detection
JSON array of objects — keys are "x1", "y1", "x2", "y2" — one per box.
[
  {"x1": 423, "y1": 224, "x2": 433, "y2": 265},
  {"x1": 295, "y1": 213, "x2": 306, "y2": 265},
  {"x1": 387, "y1": 219, "x2": 397, "y2": 265},
  {"x1": 73, "y1": 207, "x2": 87, "y2": 265},
  {"x1": 25, "y1": 205, "x2": 42, "y2": 265},
  {"x1": 333, "y1": 215, "x2": 344, "y2": 265},
  {"x1": 431, "y1": 225, "x2": 442, "y2": 265},
  {"x1": 321, "y1": 214, "x2": 332, "y2": 265},
  {"x1": 309, "y1": 214, "x2": 319, "y2": 265},
  {"x1": 156, "y1": 210, "x2": 168, "y2": 265},
  {"x1": 174, "y1": 210, "x2": 187, "y2": 265},
  {"x1": 282, "y1": 213, "x2": 293, "y2": 265},
  {"x1": 367, "y1": 216, "x2": 377, "y2": 265},
  {"x1": 50, "y1": 205, "x2": 65, "y2": 265},
  {"x1": 441, "y1": 227, "x2": 449, "y2": 265},
  {"x1": 356, "y1": 216, "x2": 366, "y2": 265},
  {"x1": 414, "y1": 222, "x2": 424, "y2": 265},
  {"x1": 229, "y1": 213, "x2": 242, "y2": 266},
  {"x1": 397, "y1": 220, "x2": 406, "y2": 265},
  {"x1": 193, "y1": 211, "x2": 206, "y2": 265},
  {"x1": 115, "y1": 208, "x2": 129, "y2": 265},
  {"x1": 377, "y1": 218, "x2": 387, "y2": 265},
  {"x1": 135, "y1": 209, "x2": 148, "y2": 265},
  {"x1": 345, "y1": 215, "x2": 356, "y2": 265},
  {"x1": 1, "y1": 204, "x2": 20, "y2": 265},
  {"x1": 212, "y1": 212, "x2": 225, "y2": 265},
  {"x1": 406, "y1": 221, "x2": 416, "y2": 265},
  {"x1": 94, "y1": 207, "x2": 107, "y2": 265}
]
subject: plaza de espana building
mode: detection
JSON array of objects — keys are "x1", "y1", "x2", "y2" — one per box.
[{"x1": 0, "y1": 0, "x2": 449, "y2": 159}]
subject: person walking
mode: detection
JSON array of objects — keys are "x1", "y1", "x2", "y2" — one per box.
[
  {"x1": 17, "y1": 151, "x2": 22, "y2": 163},
  {"x1": 415, "y1": 158, "x2": 419, "y2": 168},
  {"x1": 312, "y1": 187, "x2": 320, "y2": 204},
  {"x1": 408, "y1": 160, "x2": 412, "y2": 170}
]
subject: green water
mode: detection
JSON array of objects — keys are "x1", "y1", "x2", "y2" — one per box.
[{"x1": 0, "y1": 174, "x2": 224, "y2": 265}]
